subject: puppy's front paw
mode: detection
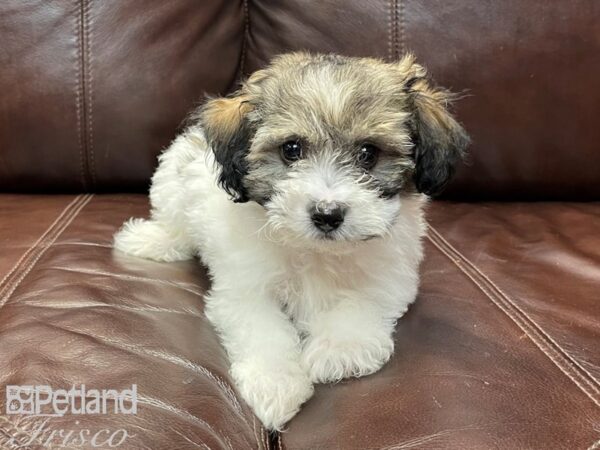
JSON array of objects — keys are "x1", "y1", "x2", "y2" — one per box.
[
  {"x1": 302, "y1": 328, "x2": 394, "y2": 384},
  {"x1": 231, "y1": 360, "x2": 314, "y2": 431}
]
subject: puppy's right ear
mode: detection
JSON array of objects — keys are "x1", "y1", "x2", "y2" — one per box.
[
  {"x1": 397, "y1": 55, "x2": 470, "y2": 196},
  {"x1": 200, "y1": 94, "x2": 254, "y2": 203},
  {"x1": 199, "y1": 69, "x2": 269, "y2": 203}
]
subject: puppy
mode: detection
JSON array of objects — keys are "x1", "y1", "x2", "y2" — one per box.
[{"x1": 114, "y1": 52, "x2": 468, "y2": 430}]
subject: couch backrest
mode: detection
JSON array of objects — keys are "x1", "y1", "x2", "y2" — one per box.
[{"x1": 1, "y1": 0, "x2": 598, "y2": 200}]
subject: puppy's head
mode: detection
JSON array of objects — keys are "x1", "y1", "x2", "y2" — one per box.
[{"x1": 199, "y1": 53, "x2": 469, "y2": 248}]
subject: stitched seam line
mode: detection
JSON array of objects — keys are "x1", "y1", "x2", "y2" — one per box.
[
  {"x1": 0, "y1": 194, "x2": 93, "y2": 309},
  {"x1": 428, "y1": 225, "x2": 600, "y2": 392},
  {"x1": 388, "y1": 0, "x2": 398, "y2": 61},
  {"x1": 0, "y1": 197, "x2": 82, "y2": 294},
  {"x1": 427, "y1": 225, "x2": 600, "y2": 408},
  {"x1": 84, "y1": 0, "x2": 96, "y2": 187},
  {"x1": 428, "y1": 227, "x2": 600, "y2": 403},
  {"x1": 387, "y1": 0, "x2": 392, "y2": 61},
  {"x1": 399, "y1": 0, "x2": 406, "y2": 55},
  {"x1": 0, "y1": 194, "x2": 91, "y2": 306},
  {"x1": 74, "y1": 2, "x2": 87, "y2": 190},
  {"x1": 0, "y1": 195, "x2": 84, "y2": 300},
  {"x1": 78, "y1": 0, "x2": 91, "y2": 190},
  {"x1": 234, "y1": 0, "x2": 250, "y2": 86}
]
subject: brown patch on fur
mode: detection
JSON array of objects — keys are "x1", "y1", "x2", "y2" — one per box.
[{"x1": 201, "y1": 95, "x2": 253, "y2": 142}]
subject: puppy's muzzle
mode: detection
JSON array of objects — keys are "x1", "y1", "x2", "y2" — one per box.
[{"x1": 310, "y1": 201, "x2": 347, "y2": 233}]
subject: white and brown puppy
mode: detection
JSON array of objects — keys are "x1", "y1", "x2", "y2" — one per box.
[{"x1": 114, "y1": 52, "x2": 469, "y2": 430}]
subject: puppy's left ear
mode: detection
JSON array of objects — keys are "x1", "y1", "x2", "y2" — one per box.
[
  {"x1": 398, "y1": 55, "x2": 470, "y2": 196},
  {"x1": 200, "y1": 94, "x2": 254, "y2": 202}
]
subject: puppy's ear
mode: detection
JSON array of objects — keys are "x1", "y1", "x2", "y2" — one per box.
[
  {"x1": 199, "y1": 70, "x2": 269, "y2": 203},
  {"x1": 200, "y1": 94, "x2": 254, "y2": 202},
  {"x1": 398, "y1": 55, "x2": 470, "y2": 196}
]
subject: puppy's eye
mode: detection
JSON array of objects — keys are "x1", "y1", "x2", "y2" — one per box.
[
  {"x1": 281, "y1": 140, "x2": 303, "y2": 163},
  {"x1": 357, "y1": 144, "x2": 379, "y2": 169}
]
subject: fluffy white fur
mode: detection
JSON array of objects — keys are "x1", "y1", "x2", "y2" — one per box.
[{"x1": 114, "y1": 127, "x2": 426, "y2": 430}]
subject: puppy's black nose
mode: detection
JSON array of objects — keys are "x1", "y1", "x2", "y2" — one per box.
[{"x1": 311, "y1": 202, "x2": 346, "y2": 233}]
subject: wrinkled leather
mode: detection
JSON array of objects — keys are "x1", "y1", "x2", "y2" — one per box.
[
  {"x1": 0, "y1": 195, "x2": 598, "y2": 449},
  {"x1": 1, "y1": 1, "x2": 599, "y2": 199},
  {"x1": 0, "y1": 194, "x2": 269, "y2": 449}
]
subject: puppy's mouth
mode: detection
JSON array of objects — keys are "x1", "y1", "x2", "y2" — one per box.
[
  {"x1": 316, "y1": 232, "x2": 336, "y2": 241},
  {"x1": 313, "y1": 229, "x2": 380, "y2": 243}
]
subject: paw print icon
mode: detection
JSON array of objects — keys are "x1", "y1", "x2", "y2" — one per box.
[{"x1": 5, "y1": 385, "x2": 36, "y2": 415}]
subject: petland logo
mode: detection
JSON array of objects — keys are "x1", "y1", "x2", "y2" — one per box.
[
  {"x1": 6, "y1": 384, "x2": 137, "y2": 416},
  {"x1": 3, "y1": 385, "x2": 137, "y2": 448}
]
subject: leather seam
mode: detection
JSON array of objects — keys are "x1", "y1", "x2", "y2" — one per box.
[
  {"x1": 388, "y1": 0, "x2": 397, "y2": 61},
  {"x1": 74, "y1": 2, "x2": 87, "y2": 190},
  {"x1": 427, "y1": 224, "x2": 600, "y2": 409},
  {"x1": 84, "y1": 0, "x2": 96, "y2": 187},
  {"x1": 0, "y1": 196, "x2": 82, "y2": 295},
  {"x1": 387, "y1": 0, "x2": 392, "y2": 61},
  {"x1": 428, "y1": 225, "x2": 600, "y2": 392},
  {"x1": 399, "y1": 0, "x2": 406, "y2": 55},
  {"x1": 235, "y1": 0, "x2": 250, "y2": 85},
  {"x1": 0, "y1": 194, "x2": 93, "y2": 309},
  {"x1": 77, "y1": 0, "x2": 92, "y2": 190},
  {"x1": 0, "y1": 195, "x2": 84, "y2": 299}
]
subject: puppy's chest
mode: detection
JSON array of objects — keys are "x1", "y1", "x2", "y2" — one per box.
[{"x1": 273, "y1": 253, "x2": 367, "y2": 316}]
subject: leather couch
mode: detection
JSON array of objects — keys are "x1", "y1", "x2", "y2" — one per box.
[{"x1": 1, "y1": 1, "x2": 598, "y2": 449}]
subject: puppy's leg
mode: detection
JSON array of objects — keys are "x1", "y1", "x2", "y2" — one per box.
[
  {"x1": 205, "y1": 286, "x2": 313, "y2": 431},
  {"x1": 301, "y1": 279, "x2": 418, "y2": 384},
  {"x1": 301, "y1": 301, "x2": 396, "y2": 383},
  {"x1": 114, "y1": 133, "x2": 198, "y2": 262},
  {"x1": 113, "y1": 218, "x2": 194, "y2": 262}
]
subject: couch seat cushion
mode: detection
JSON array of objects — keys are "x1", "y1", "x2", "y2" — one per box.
[
  {"x1": 0, "y1": 195, "x2": 598, "y2": 449},
  {"x1": 0, "y1": 194, "x2": 269, "y2": 450}
]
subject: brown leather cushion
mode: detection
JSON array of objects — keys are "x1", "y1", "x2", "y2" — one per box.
[
  {"x1": 0, "y1": 194, "x2": 268, "y2": 449},
  {"x1": 0, "y1": 194, "x2": 598, "y2": 448},
  {"x1": 1, "y1": 1, "x2": 599, "y2": 199}
]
